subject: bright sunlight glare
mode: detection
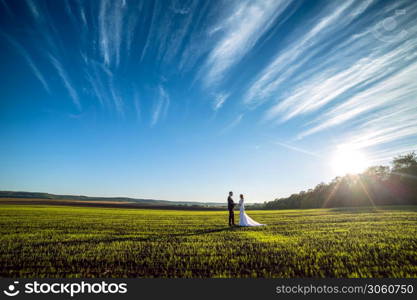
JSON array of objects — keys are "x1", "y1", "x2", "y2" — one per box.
[{"x1": 331, "y1": 146, "x2": 370, "y2": 176}]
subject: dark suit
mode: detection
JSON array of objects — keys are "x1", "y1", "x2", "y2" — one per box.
[{"x1": 227, "y1": 196, "x2": 235, "y2": 226}]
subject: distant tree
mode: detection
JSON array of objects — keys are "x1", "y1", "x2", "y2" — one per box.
[
  {"x1": 365, "y1": 166, "x2": 390, "y2": 181},
  {"x1": 392, "y1": 152, "x2": 417, "y2": 175},
  {"x1": 263, "y1": 152, "x2": 417, "y2": 209},
  {"x1": 390, "y1": 152, "x2": 417, "y2": 204}
]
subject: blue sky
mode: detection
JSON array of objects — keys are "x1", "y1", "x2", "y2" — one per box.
[{"x1": 0, "y1": 0, "x2": 416, "y2": 203}]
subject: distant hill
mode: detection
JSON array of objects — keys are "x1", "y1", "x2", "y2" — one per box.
[{"x1": 0, "y1": 191, "x2": 224, "y2": 207}]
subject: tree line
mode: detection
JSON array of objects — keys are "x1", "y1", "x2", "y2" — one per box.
[{"x1": 256, "y1": 152, "x2": 417, "y2": 209}]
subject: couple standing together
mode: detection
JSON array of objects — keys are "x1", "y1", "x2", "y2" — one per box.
[{"x1": 227, "y1": 191, "x2": 265, "y2": 227}]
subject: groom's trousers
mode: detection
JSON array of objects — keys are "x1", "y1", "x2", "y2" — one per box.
[{"x1": 228, "y1": 209, "x2": 235, "y2": 226}]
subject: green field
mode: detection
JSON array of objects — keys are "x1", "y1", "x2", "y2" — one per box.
[{"x1": 0, "y1": 204, "x2": 416, "y2": 278}]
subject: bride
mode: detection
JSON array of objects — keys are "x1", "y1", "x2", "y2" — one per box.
[{"x1": 239, "y1": 194, "x2": 265, "y2": 227}]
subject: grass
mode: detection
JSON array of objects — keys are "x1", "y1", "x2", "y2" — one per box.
[{"x1": 0, "y1": 204, "x2": 416, "y2": 278}]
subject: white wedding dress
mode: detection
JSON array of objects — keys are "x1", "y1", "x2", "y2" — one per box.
[{"x1": 239, "y1": 198, "x2": 265, "y2": 227}]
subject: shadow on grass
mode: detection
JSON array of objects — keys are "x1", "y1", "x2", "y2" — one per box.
[
  {"x1": 28, "y1": 226, "x2": 239, "y2": 248},
  {"x1": 327, "y1": 205, "x2": 417, "y2": 214}
]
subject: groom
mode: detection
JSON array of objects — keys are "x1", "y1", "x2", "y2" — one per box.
[{"x1": 227, "y1": 191, "x2": 236, "y2": 226}]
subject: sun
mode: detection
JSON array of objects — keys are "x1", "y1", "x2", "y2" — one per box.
[{"x1": 331, "y1": 146, "x2": 369, "y2": 175}]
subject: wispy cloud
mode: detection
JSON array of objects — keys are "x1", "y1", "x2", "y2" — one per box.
[
  {"x1": 4, "y1": 0, "x2": 417, "y2": 162},
  {"x1": 326, "y1": 96, "x2": 417, "y2": 163},
  {"x1": 4, "y1": 35, "x2": 50, "y2": 94},
  {"x1": 161, "y1": 0, "x2": 199, "y2": 65},
  {"x1": 98, "y1": 0, "x2": 110, "y2": 65},
  {"x1": 213, "y1": 93, "x2": 229, "y2": 111},
  {"x1": 140, "y1": 1, "x2": 159, "y2": 62},
  {"x1": 275, "y1": 142, "x2": 320, "y2": 158},
  {"x1": 125, "y1": 12, "x2": 138, "y2": 58},
  {"x1": 48, "y1": 54, "x2": 81, "y2": 110},
  {"x1": 84, "y1": 63, "x2": 106, "y2": 108},
  {"x1": 349, "y1": 105, "x2": 417, "y2": 150},
  {"x1": 0, "y1": 0, "x2": 13, "y2": 16},
  {"x1": 64, "y1": 0, "x2": 77, "y2": 26},
  {"x1": 143, "y1": 0, "x2": 200, "y2": 66},
  {"x1": 25, "y1": 0, "x2": 65, "y2": 56},
  {"x1": 82, "y1": 55, "x2": 128, "y2": 117},
  {"x1": 98, "y1": 0, "x2": 126, "y2": 67},
  {"x1": 109, "y1": 79, "x2": 124, "y2": 117},
  {"x1": 367, "y1": 142, "x2": 417, "y2": 164},
  {"x1": 298, "y1": 58, "x2": 417, "y2": 139},
  {"x1": 25, "y1": 0, "x2": 41, "y2": 20},
  {"x1": 175, "y1": 1, "x2": 214, "y2": 71},
  {"x1": 203, "y1": 0, "x2": 291, "y2": 88},
  {"x1": 221, "y1": 114, "x2": 244, "y2": 134},
  {"x1": 236, "y1": 0, "x2": 417, "y2": 163},
  {"x1": 267, "y1": 40, "x2": 417, "y2": 123},
  {"x1": 82, "y1": 54, "x2": 119, "y2": 112},
  {"x1": 151, "y1": 86, "x2": 170, "y2": 127},
  {"x1": 244, "y1": 0, "x2": 358, "y2": 106},
  {"x1": 79, "y1": 4, "x2": 87, "y2": 27}
]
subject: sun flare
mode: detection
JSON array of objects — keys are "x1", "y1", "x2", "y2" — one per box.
[{"x1": 331, "y1": 146, "x2": 369, "y2": 176}]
